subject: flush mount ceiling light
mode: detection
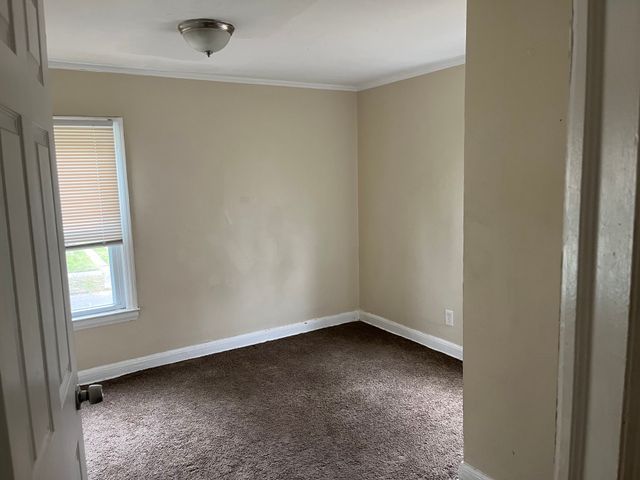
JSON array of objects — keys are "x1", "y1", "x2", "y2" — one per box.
[{"x1": 178, "y1": 18, "x2": 235, "y2": 57}]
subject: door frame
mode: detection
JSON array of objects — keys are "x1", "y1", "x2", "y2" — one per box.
[{"x1": 554, "y1": 0, "x2": 640, "y2": 478}]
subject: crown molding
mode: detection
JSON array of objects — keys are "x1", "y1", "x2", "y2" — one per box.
[
  {"x1": 47, "y1": 59, "x2": 358, "y2": 92},
  {"x1": 48, "y1": 55, "x2": 466, "y2": 93},
  {"x1": 356, "y1": 54, "x2": 466, "y2": 91}
]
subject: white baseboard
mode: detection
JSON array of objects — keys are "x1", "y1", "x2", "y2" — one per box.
[
  {"x1": 78, "y1": 311, "x2": 358, "y2": 384},
  {"x1": 359, "y1": 311, "x2": 463, "y2": 361},
  {"x1": 79, "y1": 310, "x2": 463, "y2": 384},
  {"x1": 458, "y1": 463, "x2": 494, "y2": 480}
]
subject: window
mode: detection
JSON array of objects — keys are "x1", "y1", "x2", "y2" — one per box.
[{"x1": 53, "y1": 117, "x2": 138, "y2": 329}]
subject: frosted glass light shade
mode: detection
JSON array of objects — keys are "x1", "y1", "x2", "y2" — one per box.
[{"x1": 178, "y1": 19, "x2": 235, "y2": 57}]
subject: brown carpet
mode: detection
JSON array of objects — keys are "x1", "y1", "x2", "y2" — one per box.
[{"x1": 81, "y1": 322, "x2": 463, "y2": 479}]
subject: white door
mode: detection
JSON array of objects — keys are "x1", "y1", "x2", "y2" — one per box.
[{"x1": 0, "y1": 0, "x2": 88, "y2": 479}]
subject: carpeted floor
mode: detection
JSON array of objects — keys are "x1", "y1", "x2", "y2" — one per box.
[{"x1": 81, "y1": 322, "x2": 463, "y2": 479}]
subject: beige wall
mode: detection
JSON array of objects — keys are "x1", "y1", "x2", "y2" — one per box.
[
  {"x1": 358, "y1": 66, "x2": 465, "y2": 346},
  {"x1": 51, "y1": 70, "x2": 359, "y2": 370},
  {"x1": 463, "y1": 1, "x2": 571, "y2": 479}
]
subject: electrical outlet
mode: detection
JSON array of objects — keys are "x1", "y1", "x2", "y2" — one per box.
[{"x1": 445, "y1": 309, "x2": 454, "y2": 327}]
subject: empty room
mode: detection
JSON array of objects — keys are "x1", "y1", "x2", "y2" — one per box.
[{"x1": 2, "y1": 1, "x2": 640, "y2": 480}]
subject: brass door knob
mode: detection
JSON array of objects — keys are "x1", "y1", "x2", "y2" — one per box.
[{"x1": 75, "y1": 384, "x2": 103, "y2": 410}]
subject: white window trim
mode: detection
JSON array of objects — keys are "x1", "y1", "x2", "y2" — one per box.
[
  {"x1": 112, "y1": 118, "x2": 138, "y2": 313},
  {"x1": 54, "y1": 116, "x2": 139, "y2": 330},
  {"x1": 72, "y1": 307, "x2": 140, "y2": 331}
]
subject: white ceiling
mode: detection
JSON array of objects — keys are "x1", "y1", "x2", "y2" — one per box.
[{"x1": 44, "y1": 0, "x2": 466, "y2": 91}]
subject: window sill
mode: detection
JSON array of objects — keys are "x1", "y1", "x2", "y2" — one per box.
[{"x1": 72, "y1": 308, "x2": 140, "y2": 331}]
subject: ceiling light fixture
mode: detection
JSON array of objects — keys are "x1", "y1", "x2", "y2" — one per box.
[{"x1": 178, "y1": 18, "x2": 235, "y2": 57}]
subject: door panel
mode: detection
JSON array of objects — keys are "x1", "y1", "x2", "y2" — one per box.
[
  {"x1": 0, "y1": 106, "x2": 34, "y2": 480},
  {"x1": 35, "y1": 130, "x2": 73, "y2": 394},
  {"x1": 0, "y1": 0, "x2": 15, "y2": 52},
  {"x1": 23, "y1": 0, "x2": 42, "y2": 83},
  {"x1": 1, "y1": 110, "x2": 54, "y2": 462},
  {"x1": 0, "y1": 0, "x2": 87, "y2": 478},
  {"x1": 25, "y1": 124, "x2": 73, "y2": 404}
]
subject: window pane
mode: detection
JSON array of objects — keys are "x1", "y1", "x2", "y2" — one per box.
[{"x1": 66, "y1": 246, "x2": 115, "y2": 314}]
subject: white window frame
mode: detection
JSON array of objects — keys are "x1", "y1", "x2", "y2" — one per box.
[{"x1": 54, "y1": 116, "x2": 139, "y2": 330}]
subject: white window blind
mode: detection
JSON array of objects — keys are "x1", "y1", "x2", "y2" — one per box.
[{"x1": 53, "y1": 119, "x2": 123, "y2": 248}]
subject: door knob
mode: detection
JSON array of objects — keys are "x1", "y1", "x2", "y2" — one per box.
[{"x1": 75, "y1": 384, "x2": 103, "y2": 410}]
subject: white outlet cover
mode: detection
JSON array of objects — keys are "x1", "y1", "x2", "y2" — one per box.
[{"x1": 445, "y1": 309, "x2": 454, "y2": 327}]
